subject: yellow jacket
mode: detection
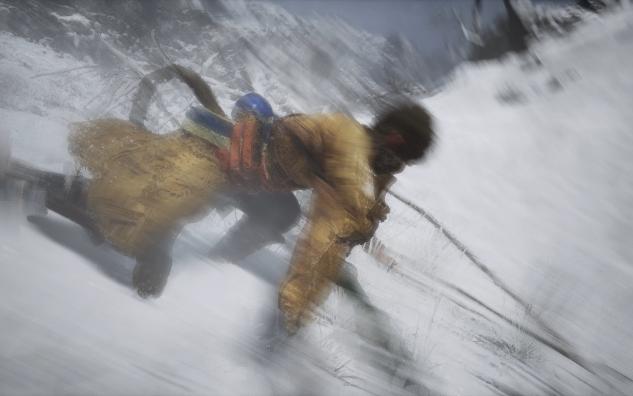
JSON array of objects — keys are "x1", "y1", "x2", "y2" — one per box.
[
  {"x1": 69, "y1": 113, "x2": 381, "y2": 331},
  {"x1": 268, "y1": 114, "x2": 380, "y2": 331}
]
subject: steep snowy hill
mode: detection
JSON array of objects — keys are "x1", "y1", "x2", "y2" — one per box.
[
  {"x1": 391, "y1": 4, "x2": 633, "y2": 394},
  {"x1": 1, "y1": 2, "x2": 633, "y2": 396}
]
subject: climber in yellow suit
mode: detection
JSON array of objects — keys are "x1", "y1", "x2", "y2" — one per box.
[{"x1": 8, "y1": 64, "x2": 435, "y2": 333}]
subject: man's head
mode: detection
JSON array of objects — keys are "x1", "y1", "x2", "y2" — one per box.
[{"x1": 369, "y1": 102, "x2": 435, "y2": 174}]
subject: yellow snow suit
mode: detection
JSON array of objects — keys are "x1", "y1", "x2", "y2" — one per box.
[
  {"x1": 69, "y1": 113, "x2": 380, "y2": 332},
  {"x1": 69, "y1": 119, "x2": 226, "y2": 256},
  {"x1": 268, "y1": 114, "x2": 378, "y2": 332}
]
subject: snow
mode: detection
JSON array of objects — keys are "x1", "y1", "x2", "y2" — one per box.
[
  {"x1": 51, "y1": 12, "x2": 91, "y2": 28},
  {"x1": 1, "y1": 4, "x2": 633, "y2": 396},
  {"x1": 393, "y1": 5, "x2": 633, "y2": 393}
]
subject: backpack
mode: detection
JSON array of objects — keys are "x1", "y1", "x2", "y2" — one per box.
[{"x1": 182, "y1": 106, "x2": 272, "y2": 189}]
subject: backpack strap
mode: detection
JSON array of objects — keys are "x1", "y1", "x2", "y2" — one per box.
[
  {"x1": 228, "y1": 116, "x2": 272, "y2": 189},
  {"x1": 182, "y1": 107, "x2": 233, "y2": 149}
]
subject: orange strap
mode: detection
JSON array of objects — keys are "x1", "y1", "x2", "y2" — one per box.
[
  {"x1": 241, "y1": 117, "x2": 258, "y2": 173},
  {"x1": 229, "y1": 120, "x2": 244, "y2": 176},
  {"x1": 212, "y1": 119, "x2": 277, "y2": 190},
  {"x1": 257, "y1": 146, "x2": 275, "y2": 191},
  {"x1": 228, "y1": 117, "x2": 271, "y2": 188},
  {"x1": 213, "y1": 146, "x2": 230, "y2": 171}
]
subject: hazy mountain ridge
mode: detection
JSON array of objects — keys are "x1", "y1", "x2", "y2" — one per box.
[{"x1": 0, "y1": 0, "x2": 432, "y2": 118}]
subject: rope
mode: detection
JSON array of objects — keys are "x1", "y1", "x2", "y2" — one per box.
[
  {"x1": 382, "y1": 189, "x2": 624, "y2": 393},
  {"x1": 386, "y1": 189, "x2": 566, "y2": 341}
]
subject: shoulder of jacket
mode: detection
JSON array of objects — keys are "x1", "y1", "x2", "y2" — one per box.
[{"x1": 326, "y1": 113, "x2": 370, "y2": 145}]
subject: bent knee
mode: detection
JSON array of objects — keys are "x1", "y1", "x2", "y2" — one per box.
[
  {"x1": 240, "y1": 192, "x2": 301, "y2": 232},
  {"x1": 272, "y1": 193, "x2": 301, "y2": 230}
]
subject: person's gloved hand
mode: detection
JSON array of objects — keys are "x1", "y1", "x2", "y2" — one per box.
[{"x1": 368, "y1": 199, "x2": 390, "y2": 223}]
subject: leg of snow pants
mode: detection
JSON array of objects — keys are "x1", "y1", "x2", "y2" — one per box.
[
  {"x1": 209, "y1": 191, "x2": 301, "y2": 261},
  {"x1": 39, "y1": 171, "x2": 100, "y2": 239},
  {"x1": 6, "y1": 163, "x2": 101, "y2": 240}
]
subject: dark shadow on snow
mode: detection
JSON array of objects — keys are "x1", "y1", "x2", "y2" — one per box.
[
  {"x1": 174, "y1": 227, "x2": 292, "y2": 288},
  {"x1": 235, "y1": 248, "x2": 290, "y2": 287},
  {"x1": 26, "y1": 215, "x2": 134, "y2": 288}
]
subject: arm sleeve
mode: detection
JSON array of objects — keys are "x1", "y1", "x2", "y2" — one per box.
[
  {"x1": 277, "y1": 114, "x2": 378, "y2": 332},
  {"x1": 321, "y1": 114, "x2": 376, "y2": 231},
  {"x1": 278, "y1": 191, "x2": 352, "y2": 333}
]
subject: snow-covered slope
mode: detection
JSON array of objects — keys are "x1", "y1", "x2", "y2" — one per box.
[
  {"x1": 1, "y1": 3, "x2": 633, "y2": 396},
  {"x1": 389, "y1": 5, "x2": 633, "y2": 394}
]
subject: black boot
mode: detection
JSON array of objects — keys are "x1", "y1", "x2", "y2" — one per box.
[
  {"x1": 133, "y1": 240, "x2": 174, "y2": 298},
  {"x1": 6, "y1": 162, "x2": 102, "y2": 241}
]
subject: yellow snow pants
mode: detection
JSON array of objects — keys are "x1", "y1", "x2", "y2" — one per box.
[{"x1": 68, "y1": 119, "x2": 226, "y2": 256}]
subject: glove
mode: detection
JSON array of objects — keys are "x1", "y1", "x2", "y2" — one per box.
[{"x1": 368, "y1": 199, "x2": 390, "y2": 223}]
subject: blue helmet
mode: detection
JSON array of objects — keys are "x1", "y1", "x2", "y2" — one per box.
[{"x1": 231, "y1": 92, "x2": 275, "y2": 124}]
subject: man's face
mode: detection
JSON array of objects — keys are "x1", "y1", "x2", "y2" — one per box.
[
  {"x1": 371, "y1": 129, "x2": 408, "y2": 175},
  {"x1": 372, "y1": 147, "x2": 405, "y2": 175}
]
